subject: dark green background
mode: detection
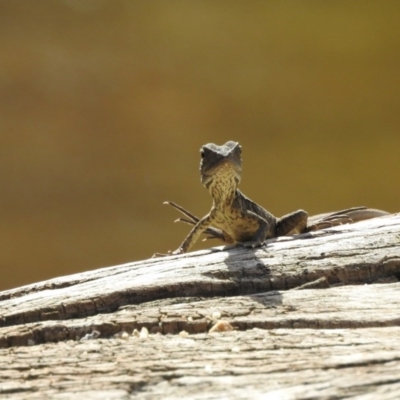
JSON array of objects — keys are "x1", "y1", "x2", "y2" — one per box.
[{"x1": 1, "y1": 1, "x2": 399, "y2": 290}]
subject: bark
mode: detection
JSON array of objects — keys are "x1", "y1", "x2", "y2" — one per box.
[{"x1": 0, "y1": 213, "x2": 399, "y2": 399}]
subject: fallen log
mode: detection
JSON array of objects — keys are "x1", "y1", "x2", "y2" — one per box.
[{"x1": 0, "y1": 213, "x2": 399, "y2": 399}]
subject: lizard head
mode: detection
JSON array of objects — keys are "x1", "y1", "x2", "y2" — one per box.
[{"x1": 199, "y1": 141, "x2": 242, "y2": 192}]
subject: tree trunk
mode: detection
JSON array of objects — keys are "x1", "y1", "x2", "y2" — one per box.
[{"x1": 0, "y1": 213, "x2": 399, "y2": 399}]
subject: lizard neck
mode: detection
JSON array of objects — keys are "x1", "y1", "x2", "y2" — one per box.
[{"x1": 208, "y1": 175, "x2": 238, "y2": 209}]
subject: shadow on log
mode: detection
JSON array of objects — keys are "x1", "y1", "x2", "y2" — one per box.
[{"x1": 0, "y1": 213, "x2": 400, "y2": 399}]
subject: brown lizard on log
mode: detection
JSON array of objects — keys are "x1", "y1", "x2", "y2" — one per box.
[{"x1": 155, "y1": 141, "x2": 388, "y2": 256}]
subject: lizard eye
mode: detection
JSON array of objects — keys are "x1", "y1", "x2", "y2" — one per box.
[{"x1": 200, "y1": 150, "x2": 205, "y2": 158}]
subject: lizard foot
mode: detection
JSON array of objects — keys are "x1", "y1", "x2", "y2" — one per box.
[
  {"x1": 238, "y1": 240, "x2": 264, "y2": 249},
  {"x1": 152, "y1": 252, "x2": 169, "y2": 258},
  {"x1": 152, "y1": 248, "x2": 184, "y2": 258},
  {"x1": 170, "y1": 248, "x2": 185, "y2": 255}
]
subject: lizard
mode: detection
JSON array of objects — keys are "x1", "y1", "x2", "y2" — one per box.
[{"x1": 155, "y1": 141, "x2": 389, "y2": 256}]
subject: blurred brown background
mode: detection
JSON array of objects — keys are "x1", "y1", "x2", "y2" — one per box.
[{"x1": 1, "y1": 1, "x2": 399, "y2": 291}]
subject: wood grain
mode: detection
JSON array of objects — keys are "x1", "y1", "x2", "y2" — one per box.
[{"x1": 0, "y1": 213, "x2": 399, "y2": 398}]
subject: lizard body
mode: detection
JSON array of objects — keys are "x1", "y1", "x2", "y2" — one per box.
[{"x1": 157, "y1": 141, "x2": 388, "y2": 255}]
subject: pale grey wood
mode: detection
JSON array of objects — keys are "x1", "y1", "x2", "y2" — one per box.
[
  {"x1": 1, "y1": 213, "x2": 399, "y2": 328},
  {"x1": 0, "y1": 213, "x2": 399, "y2": 399},
  {"x1": 0, "y1": 327, "x2": 400, "y2": 399},
  {"x1": 1, "y1": 282, "x2": 400, "y2": 347}
]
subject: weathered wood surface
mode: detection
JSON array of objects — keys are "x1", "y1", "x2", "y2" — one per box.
[
  {"x1": 0, "y1": 213, "x2": 400, "y2": 399},
  {"x1": 1, "y1": 282, "x2": 400, "y2": 348},
  {"x1": 1, "y1": 213, "x2": 399, "y2": 328},
  {"x1": 1, "y1": 326, "x2": 400, "y2": 399}
]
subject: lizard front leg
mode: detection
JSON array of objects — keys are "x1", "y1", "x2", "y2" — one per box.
[
  {"x1": 164, "y1": 201, "x2": 228, "y2": 242},
  {"x1": 170, "y1": 214, "x2": 214, "y2": 255},
  {"x1": 237, "y1": 210, "x2": 273, "y2": 249}
]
